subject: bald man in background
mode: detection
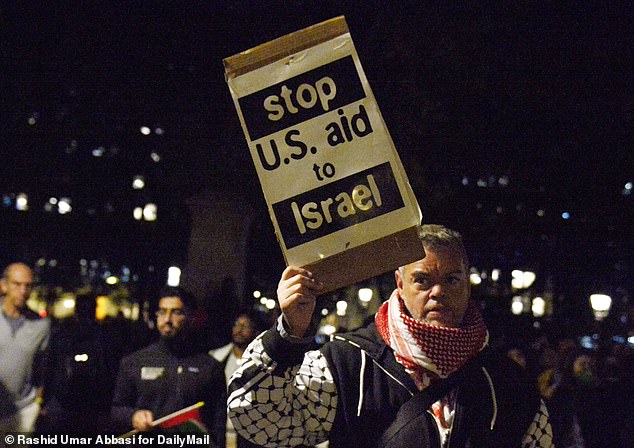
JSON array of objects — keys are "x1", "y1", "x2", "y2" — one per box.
[{"x1": 0, "y1": 263, "x2": 51, "y2": 432}]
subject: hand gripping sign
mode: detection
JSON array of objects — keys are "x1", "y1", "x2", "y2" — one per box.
[{"x1": 224, "y1": 16, "x2": 423, "y2": 292}]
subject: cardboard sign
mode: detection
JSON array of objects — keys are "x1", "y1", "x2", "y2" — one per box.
[{"x1": 224, "y1": 16, "x2": 424, "y2": 292}]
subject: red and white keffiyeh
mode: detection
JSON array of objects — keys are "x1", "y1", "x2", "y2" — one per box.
[{"x1": 375, "y1": 289, "x2": 489, "y2": 390}]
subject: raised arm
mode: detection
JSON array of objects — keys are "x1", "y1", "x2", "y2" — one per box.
[
  {"x1": 227, "y1": 266, "x2": 336, "y2": 448},
  {"x1": 277, "y1": 265, "x2": 323, "y2": 338}
]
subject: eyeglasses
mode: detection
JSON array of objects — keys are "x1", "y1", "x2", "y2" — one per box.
[{"x1": 155, "y1": 308, "x2": 186, "y2": 320}]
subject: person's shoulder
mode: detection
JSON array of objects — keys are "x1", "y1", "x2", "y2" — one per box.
[
  {"x1": 478, "y1": 348, "x2": 537, "y2": 393},
  {"x1": 23, "y1": 306, "x2": 47, "y2": 322},
  {"x1": 209, "y1": 342, "x2": 233, "y2": 362},
  {"x1": 23, "y1": 308, "x2": 51, "y2": 331},
  {"x1": 191, "y1": 349, "x2": 225, "y2": 368},
  {"x1": 120, "y1": 342, "x2": 161, "y2": 364},
  {"x1": 325, "y1": 322, "x2": 385, "y2": 356}
]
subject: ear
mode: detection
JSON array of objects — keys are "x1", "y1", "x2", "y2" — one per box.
[{"x1": 394, "y1": 268, "x2": 404, "y2": 291}]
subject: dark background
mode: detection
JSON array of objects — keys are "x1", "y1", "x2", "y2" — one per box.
[{"x1": 1, "y1": 2, "x2": 632, "y2": 328}]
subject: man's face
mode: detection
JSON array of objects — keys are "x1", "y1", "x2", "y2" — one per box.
[
  {"x1": 156, "y1": 296, "x2": 188, "y2": 339},
  {"x1": 1, "y1": 265, "x2": 34, "y2": 311},
  {"x1": 395, "y1": 247, "x2": 470, "y2": 328},
  {"x1": 232, "y1": 315, "x2": 258, "y2": 348}
]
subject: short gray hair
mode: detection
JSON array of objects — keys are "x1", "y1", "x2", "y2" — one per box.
[{"x1": 399, "y1": 224, "x2": 469, "y2": 271}]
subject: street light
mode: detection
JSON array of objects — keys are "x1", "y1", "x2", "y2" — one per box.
[
  {"x1": 532, "y1": 297, "x2": 546, "y2": 317},
  {"x1": 511, "y1": 270, "x2": 536, "y2": 289},
  {"x1": 590, "y1": 294, "x2": 612, "y2": 321},
  {"x1": 358, "y1": 288, "x2": 373, "y2": 306}
]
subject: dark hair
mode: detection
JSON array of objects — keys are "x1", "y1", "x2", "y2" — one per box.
[
  {"x1": 158, "y1": 286, "x2": 198, "y2": 311},
  {"x1": 234, "y1": 309, "x2": 269, "y2": 333}
]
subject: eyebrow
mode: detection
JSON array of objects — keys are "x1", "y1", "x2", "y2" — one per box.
[{"x1": 411, "y1": 269, "x2": 464, "y2": 277}]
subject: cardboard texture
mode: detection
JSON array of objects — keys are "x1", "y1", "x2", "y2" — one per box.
[{"x1": 224, "y1": 16, "x2": 423, "y2": 293}]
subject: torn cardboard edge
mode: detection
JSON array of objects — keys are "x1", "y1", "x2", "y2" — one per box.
[
  {"x1": 224, "y1": 16, "x2": 349, "y2": 79},
  {"x1": 307, "y1": 225, "x2": 424, "y2": 294}
]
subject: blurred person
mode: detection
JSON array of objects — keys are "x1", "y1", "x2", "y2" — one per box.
[
  {"x1": 0, "y1": 263, "x2": 50, "y2": 433},
  {"x1": 227, "y1": 225, "x2": 554, "y2": 447},
  {"x1": 40, "y1": 292, "x2": 118, "y2": 434},
  {"x1": 538, "y1": 347, "x2": 585, "y2": 447},
  {"x1": 210, "y1": 311, "x2": 267, "y2": 448},
  {"x1": 111, "y1": 287, "x2": 226, "y2": 446},
  {"x1": 507, "y1": 347, "x2": 528, "y2": 369}
]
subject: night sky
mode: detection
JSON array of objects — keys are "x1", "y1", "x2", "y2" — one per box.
[{"x1": 1, "y1": 2, "x2": 632, "y2": 309}]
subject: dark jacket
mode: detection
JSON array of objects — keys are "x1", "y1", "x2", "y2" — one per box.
[
  {"x1": 321, "y1": 323, "x2": 544, "y2": 447},
  {"x1": 228, "y1": 322, "x2": 552, "y2": 448},
  {"x1": 111, "y1": 339, "x2": 226, "y2": 447}
]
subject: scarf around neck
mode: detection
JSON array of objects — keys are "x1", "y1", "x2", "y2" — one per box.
[{"x1": 375, "y1": 289, "x2": 489, "y2": 390}]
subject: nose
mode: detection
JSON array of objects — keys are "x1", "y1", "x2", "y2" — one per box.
[{"x1": 429, "y1": 282, "x2": 445, "y2": 299}]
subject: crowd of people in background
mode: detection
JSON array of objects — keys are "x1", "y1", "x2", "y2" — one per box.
[
  {"x1": 1, "y1": 259, "x2": 633, "y2": 447},
  {"x1": 500, "y1": 334, "x2": 634, "y2": 447}
]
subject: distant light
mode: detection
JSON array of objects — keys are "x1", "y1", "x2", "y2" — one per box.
[
  {"x1": 625, "y1": 182, "x2": 633, "y2": 190},
  {"x1": 624, "y1": 182, "x2": 633, "y2": 196},
  {"x1": 512, "y1": 270, "x2": 536, "y2": 289},
  {"x1": 92, "y1": 147, "x2": 105, "y2": 157},
  {"x1": 265, "y1": 298, "x2": 276, "y2": 310},
  {"x1": 150, "y1": 152, "x2": 161, "y2": 163},
  {"x1": 461, "y1": 177, "x2": 469, "y2": 186},
  {"x1": 491, "y1": 269, "x2": 500, "y2": 282},
  {"x1": 321, "y1": 308, "x2": 329, "y2": 316},
  {"x1": 511, "y1": 296, "x2": 524, "y2": 315},
  {"x1": 28, "y1": 117, "x2": 36, "y2": 125},
  {"x1": 16, "y1": 193, "x2": 28, "y2": 211},
  {"x1": 590, "y1": 294, "x2": 612, "y2": 320},
  {"x1": 167, "y1": 266, "x2": 181, "y2": 287},
  {"x1": 537, "y1": 209, "x2": 545, "y2": 217},
  {"x1": 133, "y1": 207, "x2": 143, "y2": 220},
  {"x1": 477, "y1": 179, "x2": 487, "y2": 188},
  {"x1": 532, "y1": 297, "x2": 546, "y2": 317},
  {"x1": 580, "y1": 335, "x2": 599, "y2": 350},
  {"x1": 140, "y1": 126, "x2": 151, "y2": 135},
  {"x1": 259, "y1": 297, "x2": 268, "y2": 306},
  {"x1": 63, "y1": 298, "x2": 75, "y2": 309},
  {"x1": 320, "y1": 324, "x2": 337, "y2": 336},
  {"x1": 132, "y1": 176, "x2": 145, "y2": 190},
  {"x1": 628, "y1": 336, "x2": 634, "y2": 346},
  {"x1": 561, "y1": 212, "x2": 570, "y2": 220},
  {"x1": 496, "y1": 206, "x2": 503, "y2": 214},
  {"x1": 498, "y1": 176, "x2": 510, "y2": 186},
  {"x1": 469, "y1": 273, "x2": 482, "y2": 285},
  {"x1": 155, "y1": 127, "x2": 164, "y2": 135},
  {"x1": 74, "y1": 354, "x2": 89, "y2": 362},
  {"x1": 358, "y1": 288, "x2": 373, "y2": 304},
  {"x1": 49, "y1": 259, "x2": 58, "y2": 267},
  {"x1": 253, "y1": 290, "x2": 262, "y2": 299},
  {"x1": 336, "y1": 300, "x2": 348, "y2": 316},
  {"x1": 49, "y1": 197, "x2": 58, "y2": 205},
  {"x1": 58, "y1": 198, "x2": 72, "y2": 214},
  {"x1": 106, "y1": 276, "x2": 119, "y2": 285},
  {"x1": 143, "y1": 203, "x2": 157, "y2": 221}
]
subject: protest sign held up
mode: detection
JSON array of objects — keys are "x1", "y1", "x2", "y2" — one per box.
[{"x1": 224, "y1": 16, "x2": 424, "y2": 292}]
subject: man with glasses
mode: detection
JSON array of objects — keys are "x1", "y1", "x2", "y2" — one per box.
[{"x1": 111, "y1": 287, "x2": 226, "y2": 446}]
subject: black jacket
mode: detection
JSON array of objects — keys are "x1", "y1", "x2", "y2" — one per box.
[
  {"x1": 111, "y1": 339, "x2": 226, "y2": 446},
  {"x1": 321, "y1": 323, "x2": 543, "y2": 448}
]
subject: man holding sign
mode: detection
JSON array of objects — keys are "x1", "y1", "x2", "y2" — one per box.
[{"x1": 227, "y1": 225, "x2": 554, "y2": 447}]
